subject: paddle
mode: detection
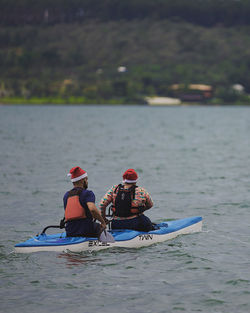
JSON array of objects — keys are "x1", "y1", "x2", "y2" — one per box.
[
  {"x1": 40, "y1": 224, "x2": 115, "y2": 242},
  {"x1": 39, "y1": 218, "x2": 65, "y2": 235},
  {"x1": 40, "y1": 224, "x2": 64, "y2": 235},
  {"x1": 92, "y1": 204, "x2": 115, "y2": 243},
  {"x1": 98, "y1": 229, "x2": 115, "y2": 243},
  {"x1": 40, "y1": 217, "x2": 115, "y2": 243}
]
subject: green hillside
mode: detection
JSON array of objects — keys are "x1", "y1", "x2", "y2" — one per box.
[{"x1": 1, "y1": 1, "x2": 250, "y2": 104}]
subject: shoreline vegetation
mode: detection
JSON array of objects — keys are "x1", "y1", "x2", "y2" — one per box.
[
  {"x1": 1, "y1": 96, "x2": 250, "y2": 106},
  {"x1": 1, "y1": 1, "x2": 250, "y2": 106},
  {"x1": 0, "y1": 96, "x2": 126, "y2": 105}
]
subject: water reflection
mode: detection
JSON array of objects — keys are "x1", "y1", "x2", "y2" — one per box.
[{"x1": 57, "y1": 252, "x2": 101, "y2": 267}]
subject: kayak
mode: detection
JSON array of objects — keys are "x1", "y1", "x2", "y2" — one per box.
[{"x1": 15, "y1": 216, "x2": 202, "y2": 253}]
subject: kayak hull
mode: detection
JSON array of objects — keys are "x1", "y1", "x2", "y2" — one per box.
[{"x1": 15, "y1": 216, "x2": 202, "y2": 253}]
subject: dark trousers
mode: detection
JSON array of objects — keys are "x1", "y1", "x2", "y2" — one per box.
[
  {"x1": 111, "y1": 214, "x2": 153, "y2": 232},
  {"x1": 66, "y1": 218, "x2": 101, "y2": 237}
]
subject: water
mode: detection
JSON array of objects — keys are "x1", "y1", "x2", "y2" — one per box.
[{"x1": 0, "y1": 105, "x2": 250, "y2": 313}]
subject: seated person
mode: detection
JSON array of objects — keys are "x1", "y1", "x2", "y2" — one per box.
[
  {"x1": 64, "y1": 166, "x2": 106, "y2": 237},
  {"x1": 99, "y1": 169, "x2": 154, "y2": 232}
]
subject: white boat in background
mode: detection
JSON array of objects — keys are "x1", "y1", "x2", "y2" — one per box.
[{"x1": 145, "y1": 96, "x2": 181, "y2": 106}]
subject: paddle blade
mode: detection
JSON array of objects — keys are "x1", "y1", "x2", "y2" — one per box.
[{"x1": 99, "y1": 230, "x2": 115, "y2": 243}]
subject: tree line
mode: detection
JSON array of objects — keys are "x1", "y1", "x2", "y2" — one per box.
[
  {"x1": 1, "y1": 18, "x2": 250, "y2": 104},
  {"x1": 1, "y1": 1, "x2": 250, "y2": 104},
  {"x1": 1, "y1": 0, "x2": 250, "y2": 27}
]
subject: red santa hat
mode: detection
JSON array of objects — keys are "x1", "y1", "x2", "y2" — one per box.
[
  {"x1": 123, "y1": 169, "x2": 138, "y2": 183},
  {"x1": 67, "y1": 166, "x2": 87, "y2": 182}
]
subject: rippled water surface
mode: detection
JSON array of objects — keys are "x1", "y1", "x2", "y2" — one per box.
[{"x1": 1, "y1": 105, "x2": 250, "y2": 313}]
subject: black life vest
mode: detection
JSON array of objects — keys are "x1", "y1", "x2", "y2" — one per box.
[
  {"x1": 65, "y1": 188, "x2": 90, "y2": 221},
  {"x1": 113, "y1": 184, "x2": 140, "y2": 217}
]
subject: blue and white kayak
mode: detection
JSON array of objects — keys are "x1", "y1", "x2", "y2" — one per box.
[{"x1": 15, "y1": 216, "x2": 202, "y2": 253}]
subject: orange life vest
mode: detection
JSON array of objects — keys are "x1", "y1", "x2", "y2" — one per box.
[{"x1": 65, "y1": 188, "x2": 87, "y2": 221}]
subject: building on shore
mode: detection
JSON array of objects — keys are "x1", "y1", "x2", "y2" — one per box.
[{"x1": 170, "y1": 84, "x2": 213, "y2": 102}]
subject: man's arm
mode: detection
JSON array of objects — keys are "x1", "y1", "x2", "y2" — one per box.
[
  {"x1": 99, "y1": 186, "x2": 116, "y2": 219},
  {"x1": 144, "y1": 190, "x2": 153, "y2": 210},
  {"x1": 87, "y1": 202, "x2": 106, "y2": 230}
]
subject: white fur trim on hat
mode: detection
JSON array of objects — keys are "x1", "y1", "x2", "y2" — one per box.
[
  {"x1": 70, "y1": 172, "x2": 88, "y2": 182},
  {"x1": 123, "y1": 178, "x2": 137, "y2": 183}
]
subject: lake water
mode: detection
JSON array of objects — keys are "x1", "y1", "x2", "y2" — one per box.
[{"x1": 0, "y1": 105, "x2": 250, "y2": 313}]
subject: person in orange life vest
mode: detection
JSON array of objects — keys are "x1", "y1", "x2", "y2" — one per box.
[
  {"x1": 99, "y1": 169, "x2": 154, "y2": 232},
  {"x1": 63, "y1": 166, "x2": 106, "y2": 237}
]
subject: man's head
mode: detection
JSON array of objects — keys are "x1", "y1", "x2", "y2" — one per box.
[
  {"x1": 68, "y1": 166, "x2": 88, "y2": 189},
  {"x1": 122, "y1": 169, "x2": 138, "y2": 184}
]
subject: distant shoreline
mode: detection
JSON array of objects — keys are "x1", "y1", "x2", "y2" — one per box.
[
  {"x1": 0, "y1": 97, "x2": 132, "y2": 106},
  {"x1": 1, "y1": 98, "x2": 250, "y2": 106}
]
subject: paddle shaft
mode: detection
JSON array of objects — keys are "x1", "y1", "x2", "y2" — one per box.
[{"x1": 41, "y1": 225, "x2": 62, "y2": 234}]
